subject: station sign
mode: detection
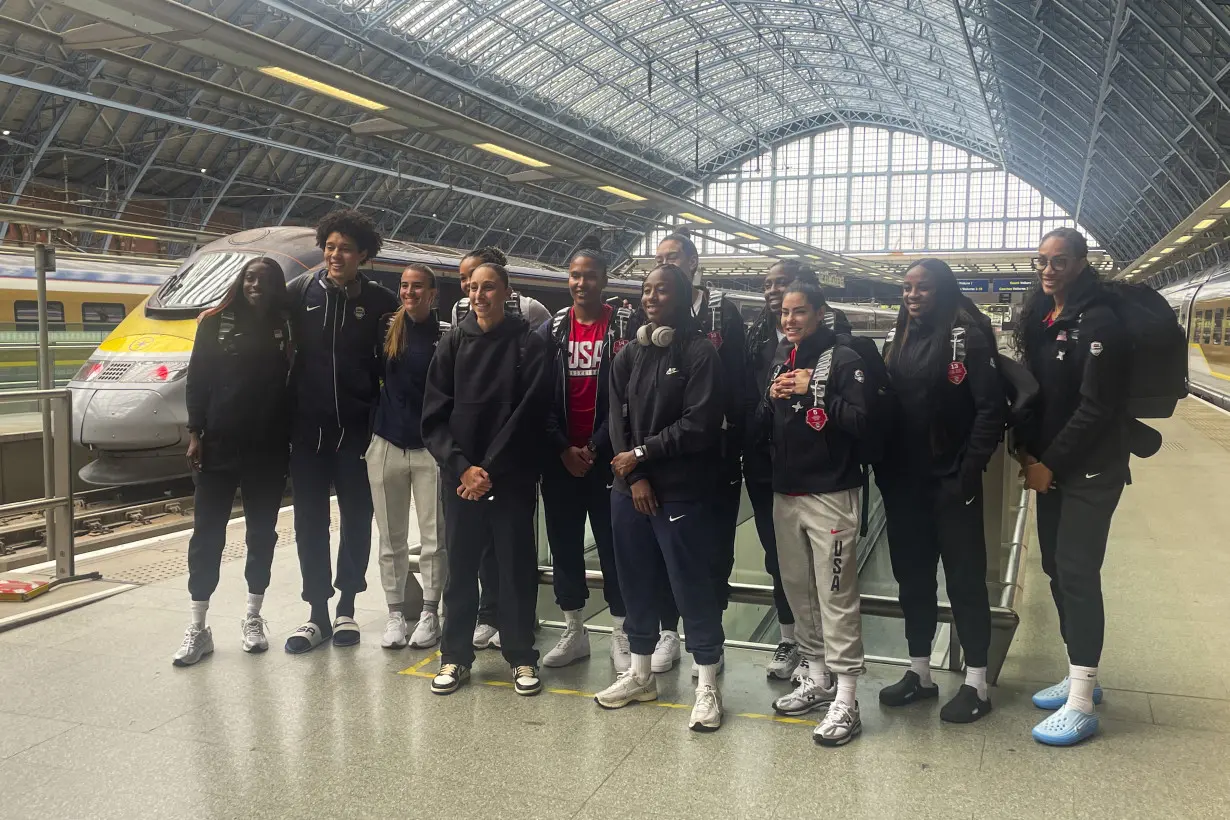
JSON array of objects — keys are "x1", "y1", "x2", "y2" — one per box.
[
  {"x1": 993, "y1": 278, "x2": 1036, "y2": 293},
  {"x1": 819, "y1": 272, "x2": 845, "y2": 288},
  {"x1": 958, "y1": 279, "x2": 990, "y2": 293}
]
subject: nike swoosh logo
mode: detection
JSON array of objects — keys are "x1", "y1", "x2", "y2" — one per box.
[
  {"x1": 971, "y1": 707, "x2": 980, "y2": 715},
  {"x1": 830, "y1": 529, "x2": 841, "y2": 534},
  {"x1": 606, "y1": 483, "x2": 613, "y2": 489},
  {"x1": 965, "y1": 497, "x2": 976, "y2": 506},
  {"x1": 1085, "y1": 473, "x2": 1101, "y2": 479},
  {"x1": 730, "y1": 479, "x2": 739, "y2": 486},
  {"x1": 669, "y1": 515, "x2": 686, "y2": 522},
  {"x1": 306, "y1": 305, "x2": 321, "y2": 311}
]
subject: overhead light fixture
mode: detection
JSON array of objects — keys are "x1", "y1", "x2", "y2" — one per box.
[
  {"x1": 1, "y1": 130, "x2": 9, "y2": 136},
  {"x1": 1195, "y1": 218, "x2": 1219, "y2": 230},
  {"x1": 93, "y1": 230, "x2": 159, "y2": 240},
  {"x1": 678, "y1": 212, "x2": 713, "y2": 224},
  {"x1": 1160, "y1": 247, "x2": 1175, "y2": 254},
  {"x1": 1149, "y1": 256, "x2": 1162, "y2": 262},
  {"x1": 733, "y1": 232, "x2": 759, "y2": 241},
  {"x1": 778, "y1": 253, "x2": 800, "y2": 258},
  {"x1": 773, "y1": 244, "x2": 792, "y2": 251},
  {"x1": 258, "y1": 66, "x2": 389, "y2": 111},
  {"x1": 200, "y1": 168, "x2": 207, "y2": 173},
  {"x1": 1176, "y1": 235, "x2": 1192, "y2": 244},
  {"x1": 598, "y1": 185, "x2": 647, "y2": 202},
  {"x1": 473, "y1": 142, "x2": 550, "y2": 168}
]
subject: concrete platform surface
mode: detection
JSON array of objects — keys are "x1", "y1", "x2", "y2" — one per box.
[{"x1": 0, "y1": 399, "x2": 1229, "y2": 819}]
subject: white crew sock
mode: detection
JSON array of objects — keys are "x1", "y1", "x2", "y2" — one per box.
[
  {"x1": 1066, "y1": 665, "x2": 1098, "y2": 714},
  {"x1": 190, "y1": 600, "x2": 209, "y2": 627},
  {"x1": 697, "y1": 663, "x2": 720, "y2": 689},
  {"x1": 965, "y1": 666, "x2": 988, "y2": 700},
  {"x1": 780, "y1": 623, "x2": 796, "y2": 642},
  {"x1": 835, "y1": 673, "x2": 858, "y2": 708},
  {"x1": 246, "y1": 593, "x2": 263, "y2": 617},
  {"x1": 564, "y1": 608, "x2": 585, "y2": 629},
  {"x1": 631, "y1": 652, "x2": 652, "y2": 682},
  {"x1": 612, "y1": 615, "x2": 626, "y2": 632},
  {"x1": 910, "y1": 656, "x2": 933, "y2": 687},
  {"x1": 809, "y1": 662, "x2": 833, "y2": 690}
]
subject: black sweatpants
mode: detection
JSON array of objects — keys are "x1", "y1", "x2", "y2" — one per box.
[
  {"x1": 187, "y1": 462, "x2": 287, "y2": 601},
  {"x1": 612, "y1": 491, "x2": 724, "y2": 665},
  {"x1": 290, "y1": 430, "x2": 374, "y2": 605},
  {"x1": 542, "y1": 462, "x2": 625, "y2": 616},
  {"x1": 440, "y1": 478, "x2": 539, "y2": 667},
  {"x1": 709, "y1": 468, "x2": 742, "y2": 611},
  {"x1": 478, "y1": 546, "x2": 499, "y2": 627},
  {"x1": 745, "y1": 477, "x2": 794, "y2": 626},
  {"x1": 881, "y1": 472, "x2": 992, "y2": 668},
  {"x1": 1035, "y1": 470, "x2": 1125, "y2": 668}
]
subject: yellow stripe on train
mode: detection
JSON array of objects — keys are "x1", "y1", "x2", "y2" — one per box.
[{"x1": 95, "y1": 300, "x2": 197, "y2": 355}]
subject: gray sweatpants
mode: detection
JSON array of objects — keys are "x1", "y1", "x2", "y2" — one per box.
[
  {"x1": 773, "y1": 489, "x2": 865, "y2": 676},
  {"x1": 366, "y1": 435, "x2": 446, "y2": 606}
]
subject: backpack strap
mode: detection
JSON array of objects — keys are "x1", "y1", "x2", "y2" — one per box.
[
  {"x1": 824, "y1": 310, "x2": 837, "y2": 330},
  {"x1": 454, "y1": 296, "x2": 470, "y2": 322},
  {"x1": 950, "y1": 326, "x2": 967, "y2": 363},
  {"x1": 807, "y1": 346, "x2": 836, "y2": 405},
  {"x1": 614, "y1": 304, "x2": 636, "y2": 340},
  {"x1": 504, "y1": 293, "x2": 523, "y2": 319},
  {"x1": 885, "y1": 326, "x2": 896, "y2": 344},
  {"x1": 707, "y1": 289, "x2": 724, "y2": 332},
  {"x1": 217, "y1": 309, "x2": 236, "y2": 345},
  {"x1": 551, "y1": 306, "x2": 571, "y2": 346}
]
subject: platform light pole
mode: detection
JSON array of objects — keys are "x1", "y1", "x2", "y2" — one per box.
[{"x1": 34, "y1": 241, "x2": 56, "y2": 559}]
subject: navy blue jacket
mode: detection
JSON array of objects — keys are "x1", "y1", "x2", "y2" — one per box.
[
  {"x1": 537, "y1": 307, "x2": 616, "y2": 469},
  {"x1": 287, "y1": 270, "x2": 399, "y2": 446},
  {"x1": 373, "y1": 312, "x2": 450, "y2": 451}
]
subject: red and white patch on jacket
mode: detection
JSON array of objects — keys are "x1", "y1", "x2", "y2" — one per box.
[
  {"x1": 947, "y1": 361, "x2": 967, "y2": 385},
  {"x1": 612, "y1": 338, "x2": 629, "y2": 355},
  {"x1": 706, "y1": 330, "x2": 723, "y2": 350},
  {"x1": 805, "y1": 406, "x2": 828, "y2": 431}
]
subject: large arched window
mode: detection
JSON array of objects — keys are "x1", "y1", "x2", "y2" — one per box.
[{"x1": 640, "y1": 126, "x2": 1097, "y2": 256}]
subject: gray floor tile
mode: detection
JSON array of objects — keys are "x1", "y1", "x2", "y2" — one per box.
[
  {"x1": 1147, "y1": 692, "x2": 1230, "y2": 734},
  {"x1": 0, "y1": 710, "x2": 77, "y2": 759}
]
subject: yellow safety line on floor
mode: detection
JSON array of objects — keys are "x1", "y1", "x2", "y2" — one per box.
[{"x1": 398, "y1": 653, "x2": 818, "y2": 728}]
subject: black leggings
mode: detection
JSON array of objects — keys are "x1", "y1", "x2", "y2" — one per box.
[
  {"x1": 881, "y1": 472, "x2": 992, "y2": 668},
  {"x1": 745, "y1": 478, "x2": 793, "y2": 626},
  {"x1": 187, "y1": 462, "x2": 286, "y2": 601},
  {"x1": 1035, "y1": 471, "x2": 1125, "y2": 668}
]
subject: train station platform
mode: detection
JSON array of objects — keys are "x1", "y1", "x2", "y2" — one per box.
[{"x1": 1, "y1": 400, "x2": 1229, "y2": 819}]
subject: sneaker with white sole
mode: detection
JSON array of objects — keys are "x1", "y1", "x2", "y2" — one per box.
[
  {"x1": 381, "y1": 612, "x2": 409, "y2": 649},
  {"x1": 473, "y1": 623, "x2": 499, "y2": 649},
  {"x1": 431, "y1": 663, "x2": 469, "y2": 695},
  {"x1": 691, "y1": 655, "x2": 725, "y2": 678},
  {"x1": 543, "y1": 624, "x2": 590, "y2": 668},
  {"x1": 513, "y1": 665, "x2": 543, "y2": 696},
  {"x1": 773, "y1": 676, "x2": 837, "y2": 717},
  {"x1": 408, "y1": 612, "x2": 440, "y2": 649},
  {"x1": 814, "y1": 700, "x2": 862, "y2": 747},
  {"x1": 767, "y1": 641, "x2": 800, "y2": 680},
  {"x1": 595, "y1": 669, "x2": 658, "y2": 709},
  {"x1": 240, "y1": 615, "x2": 268, "y2": 653},
  {"x1": 172, "y1": 624, "x2": 214, "y2": 667},
  {"x1": 610, "y1": 625, "x2": 631, "y2": 673},
  {"x1": 651, "y1": 630, "x2": 681, "y2": 673},
  {"x1": 688, "y1": 685, "x2": 723, "y2": 732},
  {"x1": 791, "y1": 657, "x2": 811, "y2": 685}
]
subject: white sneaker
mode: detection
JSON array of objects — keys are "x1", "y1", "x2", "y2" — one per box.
[
  {"x1": 791, "y1": 657, "x2": 811, "y2": 686},
  {"x1": 431, "y1": 663, "x2": 469, "y2": 695},
  {"x1": 241, "y1": 615, "x2": 268, "y2": 653},
  {"x1": 690, "y1": 655, "x2": 725, "y2": 678},
  {"x1": 409, "y1": 612, "x2": 440, "y2": 649},
  {"x1": 513, "y1": 664, "x2": 543, "y2": 696},
  {"x1": 766, "y1": 641, "x2": 800, "y2": 680},
  {"x1": 543, "y1": 624, "x2": 591, "y2": 667},
  {"x1": 814, "y1": 700, "x2": 862, "y2": 747},
  {"x1": 381, "y1": 612, "x2": 408, "y2": 649},
  {"x1": 689, "y1": 685, "x2": 723, "y2": 732},
  {"x1": 651, "y1": 631, "x2": 682, "y2": 673},
  {"x1": 610, "y1": 625, "x2": 631, "y2": 673},
  {"x1": 595, "y1": 669, "x2": 658, "y2": 709},
  {"x1": 473, "y1": 623, "x2": 499, "y2": 649},
  {"x1": 773, "y1": 676, "x2": 836, "y2": 716},
  {"x1": 172, "y1": 624, "x2": 214, "y2": 667}
]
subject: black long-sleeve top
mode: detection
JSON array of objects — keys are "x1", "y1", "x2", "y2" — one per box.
[{"x1": 372, "y1": 313, "x2": 449, "y2": 451}]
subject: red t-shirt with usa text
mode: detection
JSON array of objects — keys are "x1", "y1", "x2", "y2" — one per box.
[{"x1": 566, "y1": 304, "x2": 613, "y2": 448}]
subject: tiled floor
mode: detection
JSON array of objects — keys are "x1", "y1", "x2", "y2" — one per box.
[{"x1": 1, "y1": 400, "x2": 1229, "y2": 819}]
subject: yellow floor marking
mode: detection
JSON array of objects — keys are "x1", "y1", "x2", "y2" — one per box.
[{"x1": 398, "y1": 654, "x2": 815, "y2": 728}]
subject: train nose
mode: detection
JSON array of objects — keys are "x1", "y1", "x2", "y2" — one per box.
[{"x1": 74, "y1": 383, "x2": 187, "y2": 450}]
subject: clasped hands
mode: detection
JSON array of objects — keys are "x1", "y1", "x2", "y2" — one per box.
[{"x1": 770, "y1": 368, "x2": 812, "y2": 400}]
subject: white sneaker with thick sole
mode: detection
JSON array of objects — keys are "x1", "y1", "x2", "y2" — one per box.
[
  {"x1": 595, "y1": 669, "x2": 658, "y2": 709},
  {"x1": 651, "y1": 631, "x2": 682, "y2": 673},
  {"x1": 408, "y1": 612, "x2": 440, "y2": 649},
  {"x1": 513, "y1": 665, "x2": 543, "y2": 696},
  {"x1": 381, "y1": 612, "x2": 409, "y2": 649},
  {"x1": 431, "y1": 663, "x2": 469, "y2": 695},
  {"x1": 689, "y1": 685, "x2": 723, "y2": 732},
  {"x1": 814, "y1": 701, "x2": 862, "y2": 747},
  {"x1": 766, "y1": 641, "x2": 800, "y2": 680},
  {"x1": 473, "y1": 623, "x2": 499, "y2": 649},
  {"x1": 773, "y1": 677, "x2": 836, "y2": 716},
  {"x1": 241, "y1": 615, "x2": 268, "y2": 653},
  {"x1": 690, "y1": 655, "x2": 725, "y2": 678},
  {"x1": 610, "y1": 625, "x2": 632, "y2": 673},
  {"x1": 543, "y1": 624, "x2": 591, "y2": 667},
  {"x1": 172, "y1": 624, "x2": 214, "y2": 667}
]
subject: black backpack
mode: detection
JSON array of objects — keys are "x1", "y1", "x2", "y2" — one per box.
[
  {"x1": 827, "y1": 314, "x2": 894, "y2": 467},
  {"x1": 1088, "y1": 283, "x2": 1187, "y2": 419}
]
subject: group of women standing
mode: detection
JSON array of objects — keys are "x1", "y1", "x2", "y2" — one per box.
[{"x1": 178, "y1": 213, "x2": 1128, "y2": 749}]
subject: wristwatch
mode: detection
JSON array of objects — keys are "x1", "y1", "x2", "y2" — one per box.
[{"x1": 633, "y1": 445, "x2": 647, "y2": 462}]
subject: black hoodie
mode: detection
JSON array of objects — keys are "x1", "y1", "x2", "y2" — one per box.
[
  {"x1": 608, "y1": 331, "x2": 723, "y2": 503},
  {"x1": 421, "y1": 312, "x2": 549, "y2": 487}
]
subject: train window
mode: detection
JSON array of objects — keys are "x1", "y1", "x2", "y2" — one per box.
[
  {"x1": 1216, "y1": 309, "x2": 1225, "y2": 345},
  {"x1": 15, "y1": 300, "x2": 65, "y2": 330},
  {"x1": 154, "y1": 251, "x2": 261, "y2": 309},
  {"x1": 1193, "y1": 311, "x2": 1203, "y2": 342},
  {"x1": 82, "y1": 302, "x2": 127, "y2": 331},
  {"x1": 1204, "y1": 310, "x2": 1213, "y2": 345}
]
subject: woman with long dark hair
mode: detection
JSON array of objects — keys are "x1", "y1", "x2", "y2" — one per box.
[
  {"x1": 1015, "y1": 228, "x2": 1130, "y2": 746},
  {"x1": 368, "y1": 264, "x2": 450, "y2": 651},
  {"x1": 876, "y1": 258, "x2": 1005, "y2": 722},
  {"x1": 596, "y1": 263, "x2": 726, "y2": 732},
  {"x1": 174, "y1": 258, "x2": 291, "y2": 666}
]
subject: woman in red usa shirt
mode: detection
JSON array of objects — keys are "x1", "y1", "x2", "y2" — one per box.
[{"x1": 537, "y1": 239, "x2": 628, "y2": 672}]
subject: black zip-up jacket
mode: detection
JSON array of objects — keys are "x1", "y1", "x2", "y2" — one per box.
[
  {"x1": 609, "y1": 332, "x2": 723, "y2": 503},
  {"x1": 422, "y1": 312, "x2": 549, "y2": 487},
  {"x1": 695, "y1": 290, "x2": 748, "y2": 435},
  {"x1": 766, "y1": 327, "x2": 869, "y2": 495},
  {"x1": 287, "y1": 270, "x2": 399, "y2": 444},
  {"x1": 186, "y1": 305, "x2": 291, "y2": 471},
  {"x1": 537, "y1": 307, "x2": 615, "y2": 472},
  {"x1": 883, "y1": 315, "x2": 1005, "y2": 494},
  {"x1": 743, "y1": 317, "x2": 787, "y2": 485},
  {"x1": 372, "y1": 313, "x2": 449, "y2": 451},
  {"x1": 1021, "y1": 273, "x2": 1131, "y2": 478}
]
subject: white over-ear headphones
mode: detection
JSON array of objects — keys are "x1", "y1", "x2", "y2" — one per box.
[{"x1": 636, "y1": 322, "x2": 675, "y2": 348}]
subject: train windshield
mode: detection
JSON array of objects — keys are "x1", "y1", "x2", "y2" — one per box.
[{"x1": 153, "y1": 251, "x2": 262, "y2": 309}]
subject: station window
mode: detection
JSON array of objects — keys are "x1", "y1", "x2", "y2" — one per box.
[
  {"x1": 82, "y1": 302, "x2": 127, "y2": 331},
  {"x1": 15, "y1": 300, "x2": 65, "y2": 330},
  {"x1": 1215, "y1": 309, "x2": 1224, "y2": 345}
]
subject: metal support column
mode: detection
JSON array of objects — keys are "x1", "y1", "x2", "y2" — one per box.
[
  {"x1": 52, "y1": 391, "x2": 75, "y2": 578},
  {"x1": 35, "y1": 243, "x2": 56, "y2": 561}
]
